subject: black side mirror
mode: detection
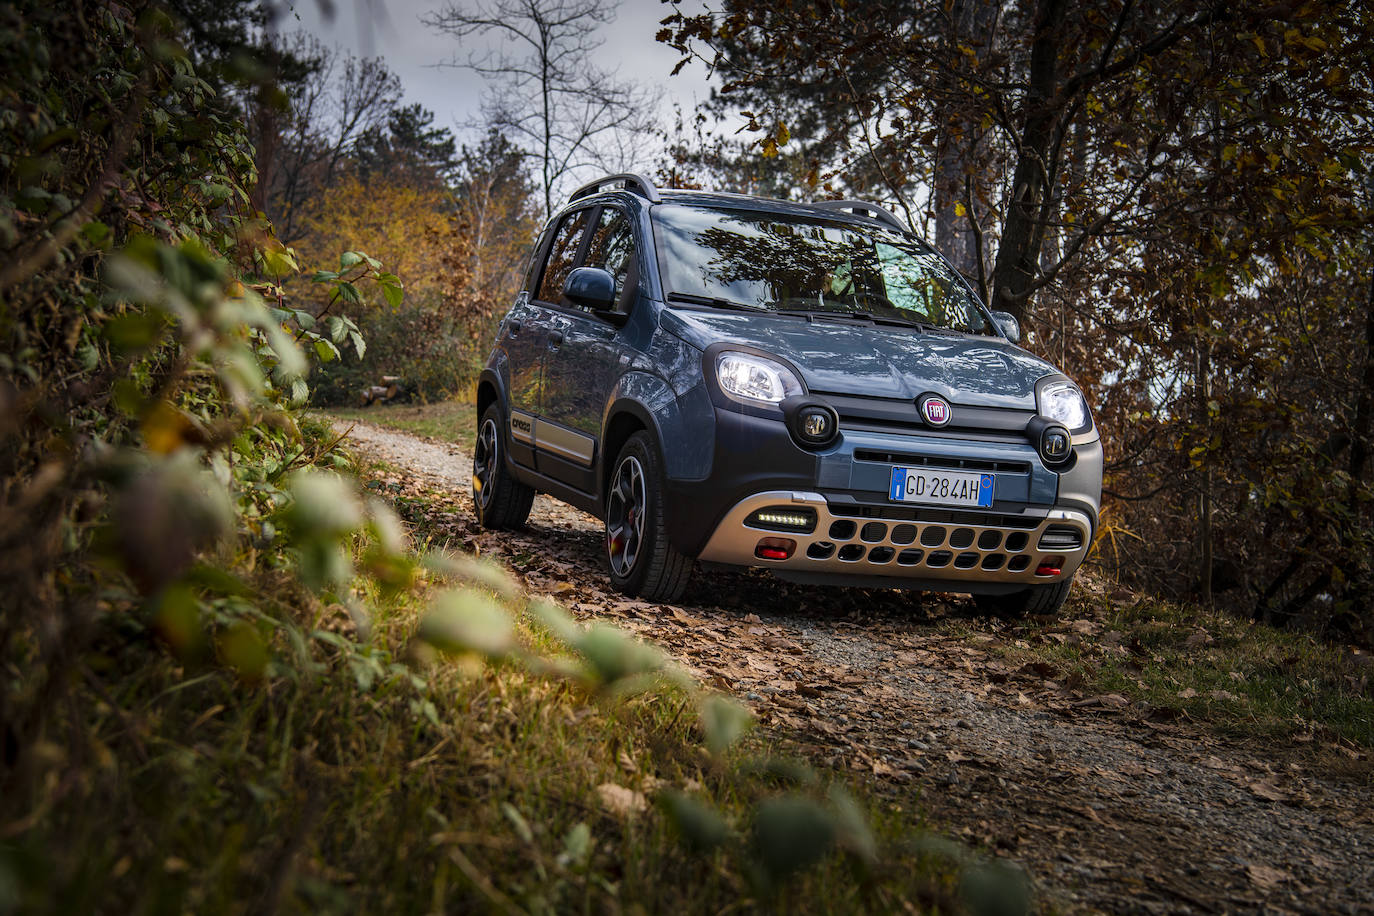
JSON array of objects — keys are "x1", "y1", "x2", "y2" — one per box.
[
  {"x1": 991, "y1": 310, "x2": 1021, "y2": 344},
  {"x1": 563, "y1": 267, "x2": 616, "y2": 311}
]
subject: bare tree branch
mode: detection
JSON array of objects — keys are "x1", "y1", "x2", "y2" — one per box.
[{"x1": 424, "y1": 0, "x2": 661, "y2": 214}]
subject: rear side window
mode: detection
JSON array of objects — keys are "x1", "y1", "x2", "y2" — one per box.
[
  {"x1": 536, "y1": 210, "x2": 590, "y2": 303},
  {"x1": 583, "y1": 208, "x2": 636, "y2": 305},
  {"x1": 520, "y1": 222, "x2": 556, "y2": 294}
]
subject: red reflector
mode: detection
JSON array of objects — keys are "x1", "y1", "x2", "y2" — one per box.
[
  {"x1": 755, "y1": 537, "x2": 796, "y2": 560},
  {"x1": 1035, "y1": 563, "x2": 1062, "y2": 577}
]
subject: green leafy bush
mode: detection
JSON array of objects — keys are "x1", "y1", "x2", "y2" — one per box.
[{"x1": 308, "y1": 290, "x2": 494, "y2": 407}]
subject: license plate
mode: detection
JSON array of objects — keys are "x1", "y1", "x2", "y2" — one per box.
[{"x1": 888, "y1": 467, "x2": 994, "y2": 508}]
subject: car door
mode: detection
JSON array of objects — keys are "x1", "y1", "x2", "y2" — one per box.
[
  {"x1": 539, "y1": 205, "x2": 640, "y2": 492},
  {"x1": 506, "y1": 207, "x2": 593, "y2": 463}
]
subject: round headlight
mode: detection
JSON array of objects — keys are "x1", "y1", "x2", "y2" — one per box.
[
  {"x1": 1038, "y1": 380, "x2": 1090, "y2": 432},
  {"x1": 715, "y1": 352, "x2": 804, "y2": 405}
]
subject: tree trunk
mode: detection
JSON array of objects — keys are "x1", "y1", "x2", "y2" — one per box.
[
  {"x1": 1197, "y1": 341, "x2": 1213, "y2": 605},
  {"x1": 249, "y1": 89, "x2": 280, "y2": 217},
  {"x1": 1334, "y1": 261, "x2": 1374, "y2": 621},
  {"x1": 989, "y1": 0, "x2": 1066, "y2": 327},
  {"x1": 933, "y1": 0, "x2": 997, "y2": 279}
]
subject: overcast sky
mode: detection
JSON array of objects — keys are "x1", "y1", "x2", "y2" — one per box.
[{"x1": 285, "y1": 0, "x2": 722, "y2": 162}]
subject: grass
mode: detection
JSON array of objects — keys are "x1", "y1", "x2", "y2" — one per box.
[
  {"x1": 4, "y1": 448, "x2": 998, "y2": 915},
  {"x1": 329, "y1": 400, "x2": 477, "y2": 452},
  {"x1": 948, "y1": 586, "x2": 1374, "y2": 754}
]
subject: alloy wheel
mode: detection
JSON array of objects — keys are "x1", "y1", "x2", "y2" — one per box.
[
  {"x1": 606, "y1": 454, "x2": 646, "y2": 577},
  {"x1": 473, "y1": 416, "x2": 499, "y2": 510}
]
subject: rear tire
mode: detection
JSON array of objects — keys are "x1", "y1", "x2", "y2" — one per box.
[
  {"x1": 604, "y1": 431, "x2": 692, "y2": 601},
  {"x1": 975, "y1": 576, "x2": 1073, "y2": 618},
  {"x1": 472, "y1": 404, "x2": 534, "y2": 529}
]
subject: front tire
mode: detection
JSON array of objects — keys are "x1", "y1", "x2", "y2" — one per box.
[
  {"x1": 605, "y1": 431, "x2": 692, "y2": 601},
  {"x1": 472, "y1": 404, "x2": 535, "y2": 529},
  {"x1": 975, "y1": 576, "x2": 1073, "y2": 618}
]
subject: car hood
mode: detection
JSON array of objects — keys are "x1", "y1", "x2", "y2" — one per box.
[{"x1": 661, "y1": 308, "x2": 1059, "y2": 410}]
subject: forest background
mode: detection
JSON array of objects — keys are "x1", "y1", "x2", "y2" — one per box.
[
  {"x1": 0, "y1": 0, "x2": 1371, "y2": 910},
  {"x1": 260, "y1": 0, "x2": 1373, "y2": 635}
]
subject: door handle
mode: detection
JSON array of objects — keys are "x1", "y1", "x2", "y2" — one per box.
[
  {"x1": 548, "y1": 330, "x2": 565, "y2": 349},
  {"x1": 508, "y1": 319, "x2": 522, "y2": 336}
]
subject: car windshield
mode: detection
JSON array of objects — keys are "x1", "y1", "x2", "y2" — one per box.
[{"x1": 653, "y1": 205, "x2": 992, "y2": 334}]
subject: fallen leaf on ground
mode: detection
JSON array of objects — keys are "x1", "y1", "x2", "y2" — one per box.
[
  {"x1": 1184, "y1": 630, "x2": 1212, "y2": 649},
  {"x1": 1248, "y1": 780, "x2": 1286, "y2": 802},
  {"x1": 1018, "y1": 661, "x2": 1058, "y2": 678},
  {"x1": 670, "y1": 608, "x2": 703, "y2": 626},
  {"x1": 1147, "y1": 705, "x2": 1186, "y2": 722},
  {"x1": 1245, "y1": 863, "x2": 1291, "y2": 890},
  {"x1": 872, "y1": 760, "x2": 901, "y2": 778},
  {"x1": 1073, "y1": 694, "x2": 1130, "y2": 709},
  {"x1": 596, "y1": 783, "x2": 647, "y2": 817}
]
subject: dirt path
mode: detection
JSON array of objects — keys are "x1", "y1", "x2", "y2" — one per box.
[{"x1": 337, "y1": 418, "x2": 1374, "y2": 915}]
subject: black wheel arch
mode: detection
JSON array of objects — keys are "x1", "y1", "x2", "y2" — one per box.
[
  {"x1": 599, "y1": 399, "x2": 661, "y2": 503},
  {"x1": 476, "y1": 370, "x2": 503, "y2": 426}
]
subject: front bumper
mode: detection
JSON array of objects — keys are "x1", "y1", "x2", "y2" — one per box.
[
  {"x1": 697, "y1": 490, "x2": 1093, "y2": 593},
  {"x1": 661, "y1": 393, "x2": 1101, "y2": 592}
]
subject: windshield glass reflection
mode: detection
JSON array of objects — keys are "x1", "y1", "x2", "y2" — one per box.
[{"x1": 654, "y1": 205, "x2": 991, "y2": 334}]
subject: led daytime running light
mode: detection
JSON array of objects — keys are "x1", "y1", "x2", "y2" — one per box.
[{"x1": 746, "y1": 507, "x2": 818, "y2": 533}]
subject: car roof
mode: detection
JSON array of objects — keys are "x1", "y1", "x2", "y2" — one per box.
[
  {"x1": 562, "y1": 173, "x2": 912, "y2": 235},
  {"x1": 657, "y1": 189, "x2": 901, "y2": 229}
]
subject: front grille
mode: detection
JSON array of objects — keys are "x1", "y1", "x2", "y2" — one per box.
[
  {"x1": 807, "y1": 541, "x2": 836, "y2": 559},
  {"x1": 797, "y1": 513, "x2": 1087, "y2": 578},
  {"x1": 828, "y1": 503, "x2": 1042, "y2": 529},
  {"x1": 853, "y1": 449, "x2": 1031, "y2": 474},
  {"x1": 860, "y1": 521, "x2": 887, "y2": 542},
  {"x1": 703, "y1": 490, "x2": 1094, "y2": 584},
  {"x1": 839, "y1": 419, "x2": 1029, "y2": 444},
  {"x1": 818, "y1": 392, "x2": 1035, "y2": 441}
]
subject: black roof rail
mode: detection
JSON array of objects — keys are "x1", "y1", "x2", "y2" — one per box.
[
  {"x1": 569, "y1": 172, "x2": 663, "y2": 204},
  {"x1": 812, "y1": 199, "x2": 908, "y2": 233}
]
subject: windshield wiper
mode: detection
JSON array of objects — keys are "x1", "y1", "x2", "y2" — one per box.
[
  {"x1": 665, "y1": 292, "x2": 768, "y2": 313},
  {"x1": 773, "y1": 308, "x2": 936, "y2": 332}
]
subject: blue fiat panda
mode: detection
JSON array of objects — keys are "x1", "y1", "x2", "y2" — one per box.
[{"x1": 473, "y1": 174, "x2": 1101, "y2": 615}]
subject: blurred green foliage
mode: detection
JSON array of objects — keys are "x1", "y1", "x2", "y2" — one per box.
[{"x1": 0, "y1": 2, "x2": 1030, "y2": 913}]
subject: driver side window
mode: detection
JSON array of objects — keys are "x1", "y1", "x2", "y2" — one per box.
[
  {"x1": 583, "y1": 208, "x2": 636, "y2": 308},
  {"x1": 536, "y1": 210, "x2": 591, "y2": 304}
]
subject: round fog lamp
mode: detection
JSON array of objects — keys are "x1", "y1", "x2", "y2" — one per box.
[
  {"x1": 1038, "y1": 423, "x2": 1072, "y2": 466},
  {"x1": 796, "y1": 406, "x2": 836, "y2": 445}
]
